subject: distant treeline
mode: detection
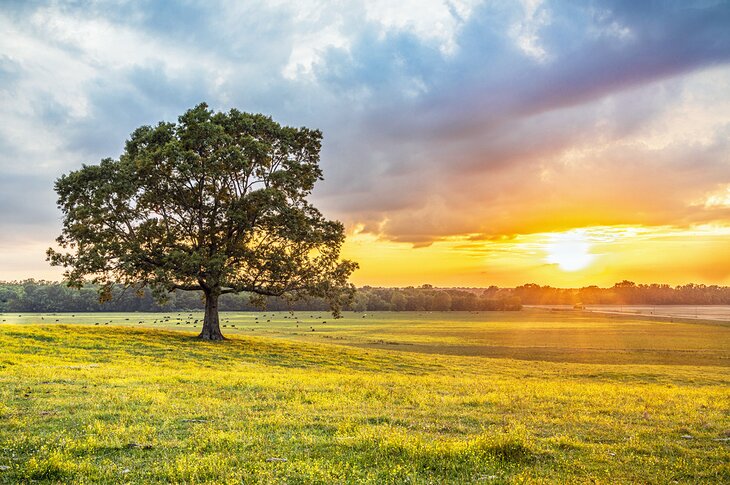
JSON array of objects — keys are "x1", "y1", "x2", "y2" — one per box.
[
  {"x1": 0, "y1": 281, "x2": 521, "y2": 313},
  {"x1": 2, "y1": 280, "x2": 729, "y2": 313},
  {"x1": 510, "y1": 281, "x2": 730, "y2": 305}
]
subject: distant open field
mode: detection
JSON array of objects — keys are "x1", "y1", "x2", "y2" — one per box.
[
  {"x1": 1, "y1": 310, "x2": 728, "y2": 483},
  {"x1": 529, "y1": 304, "x2": 730, "y2": 322},
  {"x1": 3, "y1": 309, "x2": 729, "y2": 366}
]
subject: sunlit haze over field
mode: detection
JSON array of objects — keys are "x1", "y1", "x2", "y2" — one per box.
[{"x1": 1, "y1": 1, "x2": 729, "y2": 287}]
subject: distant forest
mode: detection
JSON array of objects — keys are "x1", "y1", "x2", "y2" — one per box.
[{"x1": 1, "y1": 280, "x2": 730, "y2": 313}]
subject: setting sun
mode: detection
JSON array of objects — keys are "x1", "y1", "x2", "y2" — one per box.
[{"x1": 543, "y1": 231, "x2": 595, "y2": 272}]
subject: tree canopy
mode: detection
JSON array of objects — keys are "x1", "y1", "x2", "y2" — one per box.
[{"x1": 48, "y1": 103, "x2": 357, "y2": 339}]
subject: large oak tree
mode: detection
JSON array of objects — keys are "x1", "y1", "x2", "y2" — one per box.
[{"x1": 48, "y1": 103, "x2": 357, "y2": 340}]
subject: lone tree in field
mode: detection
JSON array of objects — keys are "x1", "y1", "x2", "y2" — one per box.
[{"x1": 48, "y1": 103, "x2": 357, "y2": 340}]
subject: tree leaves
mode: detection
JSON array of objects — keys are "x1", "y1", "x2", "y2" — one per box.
[{"x1": 49, "y1": 103, "x2": 357, "y2": 314}]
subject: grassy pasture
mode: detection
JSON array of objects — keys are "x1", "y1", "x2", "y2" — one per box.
[{"x1": 0, "y1": 310, "x2": 728, "y2": 483}]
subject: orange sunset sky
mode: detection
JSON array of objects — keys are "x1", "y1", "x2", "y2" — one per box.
[{"x1": 1, "y1": 1, "x2": 729, "y2": 287}]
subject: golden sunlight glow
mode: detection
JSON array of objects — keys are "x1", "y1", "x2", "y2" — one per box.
[
  {"x1": 338, "y1": 224, "x2": 730, "y2": 288},
  {"x1": 543, "y1": 230, "x2": 595, "y2": 272}
]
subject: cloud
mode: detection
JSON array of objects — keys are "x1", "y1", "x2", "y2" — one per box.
[
  {"x1": 509, "y1": 0, "x2": 551, "y2": 62},
  {"x1": 314, "y1": 1, "x2": 730, "y2": 243},
  {"x1": 362, "y1": 68, "x2": 730, "y2": 240}
]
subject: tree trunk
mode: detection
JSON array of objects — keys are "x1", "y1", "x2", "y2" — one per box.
[{"x1": 199, "y1": 290, "x2": 225, "y2": 340}]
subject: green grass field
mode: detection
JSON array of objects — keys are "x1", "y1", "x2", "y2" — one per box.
[{"x1": 1, "y1": 310, "x2": 728, "y2": 483}]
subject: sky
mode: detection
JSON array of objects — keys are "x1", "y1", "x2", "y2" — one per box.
[{"x1": 1, "y1": 0, "x2": 730, "y2": 287}]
